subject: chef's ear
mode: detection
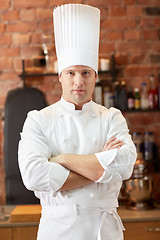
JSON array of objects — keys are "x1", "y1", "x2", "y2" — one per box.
[
  {"x1": 59, "y1": 73, "x2": 62, "y2": 83},
  {"x1": 95, "y1": 72, "x2": 98, "y2": 81}
]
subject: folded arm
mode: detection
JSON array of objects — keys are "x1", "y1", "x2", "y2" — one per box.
[{"x1": 49, "y1": 137, "x2": 124, "y2": 190}]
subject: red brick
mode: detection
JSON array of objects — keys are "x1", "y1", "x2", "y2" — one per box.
[
  {"x1": 106, "y1": 31, "x2": 122, "y2": 41},
  {"x1": 0, "y1": 34, "x2": 12, "y2": 45},
  {"x1": 115, "y1": 54, "x2": 128, "y2": 66},
  {"x1": 82, "y1": 0, "x2": 121, "y2": 6},
  {"x1": 39, "y1": 21, "x2": 54, "y2": 32},
  {"x1": 14, "y1": 0, "x2": 48, "y2": 8},
  {"x1": 155, "y1": 19, "x2": 160, "y2": 28},
  {"x1": 116, "y1": 41, "x2": 151, "y2": 53},
  {"x1": 0, "y1": 47, "x2": 20, "y2": 57},
  {"x1": 110, "y1": 7, "x2": 126, "y2": 17},
  {"x1": 127, "y1": 6, "x2": 143, "y2": 17},
  {"x1": 140, "y1": 19, "x2": 156, "y2": 29},
  {"x1": 99, "y1": 42, "x2": 115, "y2": 54},
  {"x1": 125, "y1": 66, "x2": 158, "y2": 77},
  {"x1": 36, "y1": 8, "x2": 53, "y2": 20},
  {"x1": 130, "y1": 54, "x2": 146, "y2": 64},
  {"x1": 2, "y1": 10, "x2": 19, "y2": 21},
  {"x1": 6, "y1": 22, "x2": 37, "y2": 33},
  {"x1": 123, "y1": 0, "x2": 136, "y2": 5},
  {"x1": 19, "y1": 9, "x2": 36, "y2": 21},
  {"x1": 142, "y1": 30, "x2": 159, "y2": 40},
  {"x1": 152, "y1": 42, "x2": 160, "y2": 52},
  {"x1": 21, "y1": 47, "x2": 43, "y2": 58},
  {"x1": 31, "y1": 33, "x2": 42, "y2": 44},
  {"x1": 0, "y1": 0, "x2": 9, "y2": 9},
  {"x1": 0, "y1": 58, "x2": 12, "y2": 71},
  {"x1": 0, "y1": 23, "x2": 5, "y2": 33},
  {"x1": 13, "y1": 58, "x2": 23, "y2": 73},
  {"x1": 100, "y1": 30, "x2": 106, "y2": 41},
  {"x1": 12, "y1": 33, "x2": 30, "y2": 45},
  {"x1": 0, "y1": 79, "x2": 21, "y2": 95},
  {"x1": 99, "y1": 7, "x2": 108, "y2": 21},
  {"x1": 124, "y1": 30, "x2": 140, "y2": 40},
  {"x1": 101, "y1": 18, "x2": 136, "y2": 30},
  {"x1": 49, "y1": 0, "x2": 83, "y2": 7},
  {"x1": 0, "y1": 71, "x2": 18, "y2": 81},
  {"x1": 138, "y1": 0, "x2": 160, "y2": 5}
]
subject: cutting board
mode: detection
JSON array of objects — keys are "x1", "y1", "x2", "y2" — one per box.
[{"x1": 10, "y1": 205, "x2": 41, "y2": 222}]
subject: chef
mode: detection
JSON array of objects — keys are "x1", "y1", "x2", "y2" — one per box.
[{"x1": 18, "y1": 4, "x2": 137, "y2": 240}]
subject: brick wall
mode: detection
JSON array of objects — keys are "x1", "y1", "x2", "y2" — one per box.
[{"x1": 0, "y1": 0, "x2": 160, "y2": 204}]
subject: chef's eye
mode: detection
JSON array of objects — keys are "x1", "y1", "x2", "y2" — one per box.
[
  {"x1": 83, "y1": 71, "x2": 90, "y2": 76},
  {"x1": 67, "y1": 71, "x2": 74, "y2": 75}
]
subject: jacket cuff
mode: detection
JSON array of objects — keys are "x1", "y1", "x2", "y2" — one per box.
[
  {"x1": 95, "y1": 148, "x2": 118, "y2": 183},
  {"x1": 49, "y1": 163, "x2": 70, "y2": 192}
]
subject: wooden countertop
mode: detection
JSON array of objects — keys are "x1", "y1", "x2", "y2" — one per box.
[
  {"x1": 0, "y1": 205, "x2": 160, "y2": 227},
  {"x1": 118, "y1": 206, "x2": 160, "y2": 222}
]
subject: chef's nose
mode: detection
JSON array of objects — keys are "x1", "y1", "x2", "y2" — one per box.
[{"x1": 74, "y1": 74, "x2": 84, "y2": 86}]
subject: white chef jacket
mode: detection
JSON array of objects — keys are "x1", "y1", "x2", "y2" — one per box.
[{"x1": 18, "y1": 97, "x2": 137, "y2": 240}]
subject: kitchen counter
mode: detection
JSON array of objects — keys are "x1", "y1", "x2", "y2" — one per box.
[
  {"x1": 0, "y1": 205, "x2": 160, "y2": 240},
  {"x1": 0, "y1": 204, "x2": 160, "y2": 227}
]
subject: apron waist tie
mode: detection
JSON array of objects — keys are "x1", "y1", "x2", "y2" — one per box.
[{"x1": 41, "y1": 199, "x2": 125, "y2": 239}]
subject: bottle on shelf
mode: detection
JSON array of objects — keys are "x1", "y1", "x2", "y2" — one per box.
[
  {"x1": 113, "y1": 81, "x2": 120, "y2": 109},
  {"x1": 140, "y1": 82, "x2": 149, "y2": 110},
  {"x1": 94, "y1": 77, "x2": 103, "y2": 105},
  {"x1": 158, "y1": 73, "x2": 160, "y2": 109},
  {"x1": 132, "y1": 132, "x2": 143, "y2": 160},
  {"x1": 127, "y1": 86, "x2": 134, "y2": 110},
  {"x1": 134, "y1": 88, "x2": 141, "y2": 110},
  {"x1": 143, "y1": 132, "x2": 156, "y2": 162},
  {"x1": 148, "y1": 74, "x2": 158, "y2": 109},
  {"x1": 109, "y1": 94, "x2": 114, "y2": 108},
  {"x1": 119, "y1": 81, "x2": 128, "y2": 111}
]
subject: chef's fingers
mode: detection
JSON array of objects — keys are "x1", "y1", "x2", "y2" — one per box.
[
  {"x1": 102, "y1": 137, "x2": 117, "y2": 151},
  {"x1": 103, "y1": 139, "x2": 124, "y2": 151}
]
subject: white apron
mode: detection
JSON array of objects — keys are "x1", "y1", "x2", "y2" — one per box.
[{"x1": 37, "y1": 199, "x2": 125, "y2": 240}]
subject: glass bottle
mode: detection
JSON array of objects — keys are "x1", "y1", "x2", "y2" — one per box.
[
  {"x1": 132, "y1": 132, "x2": 143, "y2": 160},
  {"x1": 143, "y1": 132, "x2": 155, "y2": 161},
  {"x1": 119, "y1": 81, "x2": 128, "y2": 111},
  {"x1": 148, "y1": 74, "x2": 158, "y2": 109},
  {"x1": 158, "y1": 73, "x2": 160, "y2": 109},
  {"x1": 127, "y1": 86, "x2": 134, "y2": 110},
  {"x1": 134, "y1": 88, "x2": 141, "y2": 110},
  {"x1": 140, "y1": 82, "x2": 149, "y2": 110},
  {"x1": 113, "y1": 81, "x2": 120, "y2": 109}
]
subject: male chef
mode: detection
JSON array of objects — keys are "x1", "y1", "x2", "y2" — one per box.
[{"x1": 18, "y1": 4, "x2": 137, "y2": 240}]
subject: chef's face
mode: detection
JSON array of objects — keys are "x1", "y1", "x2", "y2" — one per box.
[{"x1": 59, "y1": 65, "x2": 97, "y2": 110}]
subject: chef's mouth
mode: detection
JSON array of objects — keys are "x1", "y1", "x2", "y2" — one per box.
[{"x1": 73, "y1": 89, "x2": 85, "y2": 93}]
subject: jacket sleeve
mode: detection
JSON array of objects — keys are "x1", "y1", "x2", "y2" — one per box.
[
  {"x1": 95, "y1": 108, "x2": 137, "y2": 183},
  {"x1": 18, "y1": 110, "x2": 70, "y2": 194}
]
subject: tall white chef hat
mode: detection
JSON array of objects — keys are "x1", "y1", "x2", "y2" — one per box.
[{"x1": 53, "y1": 4, "x2": 100, "y2": 74}]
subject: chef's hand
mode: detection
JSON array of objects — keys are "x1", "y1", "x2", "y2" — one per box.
[
  {"x1": 49, "y1": 154, "x2": 63, "y2": 164},
  {"x1": 102, "y1": 137, "x2": 124, "y2": 151}
]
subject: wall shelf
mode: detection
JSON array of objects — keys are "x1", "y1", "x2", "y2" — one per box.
[{"x1": 18, "y1": 55, "x2": 118, "y2": 87}]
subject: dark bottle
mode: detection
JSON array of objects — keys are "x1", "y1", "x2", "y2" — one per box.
[
  {"x1": 119, "y1": 81, "x2": 128, "y2": 111},
  {"x1": 127, "y1": 86, "x2": 134, "y2": 110},
  {"x1": 113, "y1": 81, "x2": 120, "y2": 109},
  {"x1": 158, "y1": 73, "x2": 160, "y2": 109},
  {"x1": 132, "y1": 132, "x2": 143, "y2": 160},
  {"x1": 148, "y1": 74, "x2": 158, "y2": 109},
  {"x1": 134, "y1": 88, "x2": 141, "y2": 110},
  {"x1": 143, "y1": 132, "x2": 155, "y2": 161}
]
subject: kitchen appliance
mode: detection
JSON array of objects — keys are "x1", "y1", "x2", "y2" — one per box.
[{"x1": 123, "y1": 158, "x2": 154, "y2": 210}]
